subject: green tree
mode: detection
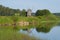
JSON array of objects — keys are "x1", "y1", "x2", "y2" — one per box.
[
  {"x1": 21, "y1": 9, "x2": 26, "y2": 16},
  {"x1": 42, "y1": 9, "x2": 51, "y2": 15},
  {"x1": 35, "y1": 9, "x2": 51, "y2": 16},
  {"x1": 0, "y1": 5, "x2": 21, "y2": 16},
  {"x1": 35, "y1": 10, "x2": 43, "y2": 16}
]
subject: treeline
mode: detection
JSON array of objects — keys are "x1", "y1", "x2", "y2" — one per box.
[
  {"x1": 53, "y1": 13, "x2": 60, "y2": 16},
  {"x1": 0, "y1": 5, "x2": 20, "y2": 16},
  {"x1": 0, "y1": 5, "x2": 27, "y2": 16},
  {"x1": 0, "y1": 5, "x2": 52, "y2": 16}
]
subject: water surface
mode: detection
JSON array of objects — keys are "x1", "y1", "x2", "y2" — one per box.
[{"x1": 20, "y1": 22, "x2": 60, "y2": 40}]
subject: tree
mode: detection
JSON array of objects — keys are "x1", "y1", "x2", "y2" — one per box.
[
  {"x1": 35, "y1": 9, "x2": 51, "y2": 16},
  {"x1": 0, "y1": 5, "x2": 21, "y2": 16},
  {"x1": 42, "y1": 9, "x2": 51, "y2": 15},
  {"x1": 35, "y1": 10, "x2": 43, "y2": 16},
  {"x1": 21, "y1": 9, "x2": 26, "y2": 16}
]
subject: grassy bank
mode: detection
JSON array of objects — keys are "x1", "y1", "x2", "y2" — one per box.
[
  {"x1": 0, "y1": 28, "x2": 38, "y2": 40},
  {"x1": 0, "y1": 15, "x2": 59, "y2": 29},
  {"x1": 0, "y1": 15, "x2": 59, "y2": 40},
  {"x1": 0, "y1": 15, "x2": 59, "y2": 27},
  {"x1": 0, "y1": 15, "x2": 59, "y2": 23}
]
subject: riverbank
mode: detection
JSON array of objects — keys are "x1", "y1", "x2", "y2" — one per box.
[
  {"x1": 0, "y1": 16, "x2": 59, "y2": 40},
  {"x1": 0, "y1": 28, "x2": 39, "y2": 40},
  {"x1": 0, "y1": 16, "x2": 59, "y2": 26}
]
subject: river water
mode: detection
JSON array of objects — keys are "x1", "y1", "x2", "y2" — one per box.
[{"x1": 20, "y1": 22, "x2": 60, "y2": 40}]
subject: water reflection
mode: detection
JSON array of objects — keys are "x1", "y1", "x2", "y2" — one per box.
[
  {"x1": 22, "y1": 22, "x2": 58, "y2": 33},
  {"x1": 0, "y1": 22, "x2": 59, "y2": 40},
  {"x1": 36, "y1": 27, "x2": 50, "y2": 33},
  {"x1": 36, "y1": 22, "x2": 58, "y2": 33},
  {"x1": 20, "y1": 22, "x2": 60, "y2": 40}
]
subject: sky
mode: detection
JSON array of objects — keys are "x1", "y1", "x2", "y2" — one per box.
[{"x1": 0, "y1": 0, "x2": 60, "y2": 13}]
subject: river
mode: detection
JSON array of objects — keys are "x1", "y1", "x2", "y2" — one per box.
[{"x1": 20, "y1": 22, "x2": 60, "y2": 40}]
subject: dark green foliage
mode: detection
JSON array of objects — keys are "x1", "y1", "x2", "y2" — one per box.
[
  {"x1": 35, "y1": 10, "x2": 42, "y2": 16},
  {"x1": 42, "y1": 9, "x2": 51, "y2": 15},
  {"x1": 36, "y1": 22, "x2": 58, "y2": 33},
  {"x1": 35, "y1": 9, "x2": 51, "y2": 16},
  {"x1": 53, "y1": 13, "x2": 60, "y2": 16},
  {"x1": 0, "y1": 5, "x2": 21, "y2": 16},
  {"x1": 21, "y1": 9, "x2": 27, "y2": 16}
]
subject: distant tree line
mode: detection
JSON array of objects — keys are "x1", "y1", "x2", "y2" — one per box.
[
  {"x1": 0, "y1": 5, "x2": 27, "y2": 16},
  {"x1": 0, "y1": 5, "x2": 52, "y2": 16},
  {"x1": 53, "y1": 13, "x2": 60, "y2": 16}
]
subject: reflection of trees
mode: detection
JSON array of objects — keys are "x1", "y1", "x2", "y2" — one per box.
[
  {"x1": 36, "y1": 22, "x2": 58, "y2": 33},
  {"x1": 20, "y1": 22, "x2": 58, "y2": 33},
  {"x1": 23, "y1": 28, "x2": 28, "y2": 31},
  {"x1": 36, "y1": 27, "x2": 50, "y2": 33},
  {"x1": 57, "y1": 22, "x2": 60, "y2": 26}
]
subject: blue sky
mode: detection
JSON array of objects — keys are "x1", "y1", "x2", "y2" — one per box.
[{"x1": 0, "y1": 0, "x2": 60, "y2": 13}]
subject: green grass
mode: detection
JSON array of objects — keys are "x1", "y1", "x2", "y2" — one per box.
[
  {"x1": 0, "y1": 16, "x2": 40, "y2": 23},
  {"x1": 0, "y1": 27, "x2": 39, "y2": 40},
  {"x1": 0, "y1": 15, "x2": 59, "y2": 23},
  {"x1": 0, "y1": 16, "x2": 13, "y2": 24},
  {"x1": 37, "y1": 14, "x2": 59, "y2": 21},
  {"x1": 0, "y1": 15, "x2": 59, "y2": 40},
  {"x1": 0, "y1": 15, "x2": 59, "y2": 28}
]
